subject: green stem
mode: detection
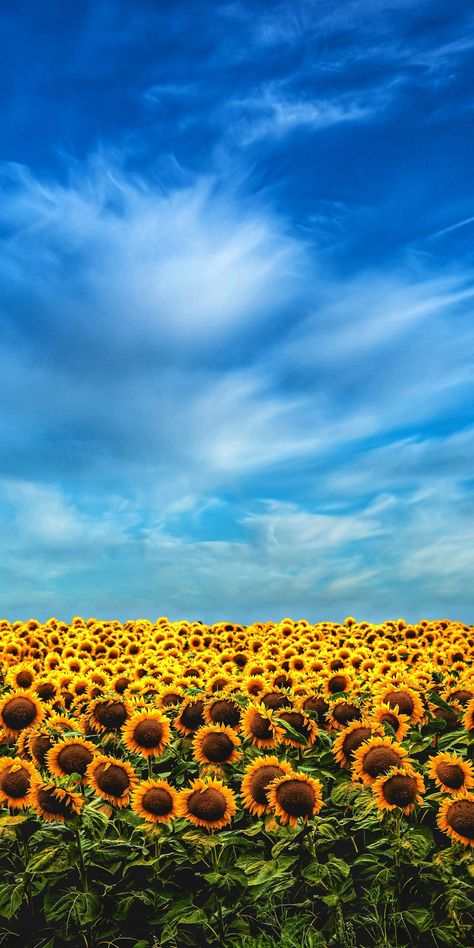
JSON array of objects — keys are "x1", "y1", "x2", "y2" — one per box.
[{"x1": 211, "y1": 845, "x2": 225, "y2": 945}]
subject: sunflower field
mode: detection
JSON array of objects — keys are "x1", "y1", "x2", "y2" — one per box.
[{"x1": 0, "y1": 616, "x2": 473, "y2": 947}]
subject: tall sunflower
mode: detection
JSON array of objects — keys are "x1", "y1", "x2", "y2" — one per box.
[
  {"x1": 193, "y1": 723, "x2": 241, "y2": 766},
  {"x1": 30, "y1": 778, "x2": 83, "y2": 823},
  {"x1": 0, "y1": 690, "x2": 44, "y2": 737},
  {"x1": 267, "y1": 772, "x2": 324, "y2": 828},
  {"x1": 352, "y1": 736, "x2": 410, "y2": 786},
  {"x1": 427, "y1": 752, "x2": 474, "y2": 796},
  {"x1": 0, "y1": 757, "x2": 37, "y2": 809},
  {"x1": 372, "y1": 767, "x2": 425, "y2": 814},
  {"x1": 438, "y1": 793, "x2": 474, "y2": 848},
  {"x1": 131, "y1": 779, "x2": 179, "y2": 825},
  {"x1": 87, "y1": 755, "x2": 138, "y2": 807},
  {"x1": 122, "y1": 709, "x2": 171, "y2": 758},
  {"x1": 46, "y1": 737, "x2": 96, "y2": 782},
  {"x1": 241, "y1": 703, "x2": 283, "y2": 749},
  {"x1": 241, "y1": 756, "x2": 293, "y2": 817}
]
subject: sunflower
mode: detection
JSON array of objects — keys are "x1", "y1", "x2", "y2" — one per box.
[
  {"x1": 204, "y1": 694, "x2": 242, "y2": 730},
  {"x1": 131, "y1": 779, "x2": 179, "y2": 825},
  {"x1": 372, "y1": 703, "x2": 410, "y2": 741},
  {"x1": 0, "y1": 690, "x2": 44, "y2": 737},
  {"x1": 88, "y1": 696, "x2": 130, "y2": 733},
  {"x1": 178, "y1": 777, "x2": 236, "y2": 830},
  {"x1": 267, "y1": 772, "x2": 324, "y2": 828},
  {"x1": 30, "y1": 778, "x2": 83, "y2": 823},
  {"x1": 0, "y1": 757, "x2": 37, "y2": 809},
  {"x1": 5, "y1": 663, "x2": 37, "y2": 691},
  {"x1": 157, "y1": 686, "x2": 185, "y2": 711},
  {"x1": 372, "y1": 767, "x2": 425, "y2": 814},
  {"x1": 352, "y1": 736, "x2": 410, "y2": 786},
  {"x1": 241, "y1": 756, "x2": 293, "y2": 817},
  {"x1": 122, "y1": 710, "x2": 171, "y2": 759},
  {"x1": 46, "y1": 737, "x2": 96, "y2": 782},
  {"x1": 299, "y1": 694, "x2": 330, "y2": 727},
  {"x1": 333, "y1": 720, "x2": 383, "y2": 769},
  {"x1": 374, "y1": 684, "x2": 424, "y2": 724},
  {"x1": 87, "y1": 755, "x2": 138, "y2": 807},
  {"x1": 174, "y1": 697, "x2": 206, "y2": 736},
  {"x1": 193, "y1": 723, "x2": 241, "y2": 766},
  {"x1": 276, "y1": 707, "x2": 318, "y2": 748},
  {"x1": 27, "y1": 730, "x2": 54, "y2": 767},
  {"x1": 324, "y1": 672, "x2": 353, "y2": 697},
  {"x1": 242, "y1": 676, "x2": 267, "y2": 700},
  {"x1": 327, "y1": 698, "x2": 362, "y2": 730},
  {"x1": 242, "y1": 703, "x2": 283, "y2": 749},
  {"x1": 438, "y1": 793, "x2": 474, "y2": 847},
  {"x1": 427, "y1": 752, "x2": 474, "y2": 796}
]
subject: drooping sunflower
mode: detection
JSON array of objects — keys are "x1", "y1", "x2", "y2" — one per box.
[
  {"x1": 299, "y1": 693, "x2": 330, "y2": 727},
  {"x1": 193, "y1": 723, "x2": 241, "y2": 766},
  {"x1": 427, "y1": 752, "x2": 474, "y2": 796},
  {"x1": 371, "y1": 703, "x2": 411, "y2": 741},
  {"x1": 0, "y1": 690, "x2": 44, "y2": 737},
  {"x1": 174, "y1": 697, "x2": 206, "y2": 736},
  {"x1": 352, "y1": 735, "x2": 410, "y2": 786},
  {"x1": 267, "y1": 772, "x2": 324, "y2": 828},
  {"x1": 276, "y1": 707, "x2": 318, "y2": 748},
  {"x1": 29, "y1": 778, "x2": 83, "y2": 823},
  {"x1": 372, "y1": 766, "x2": 425, "y2": 814},
  {"x1": 88, "y1": 696, "x2": 131, "y2": 734},
  {"x1": 46, "y1": 737, "x2": 96, "y2": 782},
  {"x1": 333, "y1": 720, "x2": 383, "y2": 769},
  {"x1": 122, "y1": 709, "x2": 171, "y2": 759},
  {"x1": 241, "y1": 756, "x2": 293, "y2": 817},
  {"x1": 242, "y1": 703, "x2": 283, "y2": 749},
  {"x1": 0, "y1": 757, "x2": 37, "y2": 809},
  {"x1": 131, "y1": 778, "x2": 179, "y2": 825},
  {"x1": 178, "y1": 777, "x2": 236, "y2": 830},
  {"x1": 437, "y1": 793, "x2": 474, "y2": 848},
  {"x1": 87, "y1": 755, "x2": 138, "y2": 807}
]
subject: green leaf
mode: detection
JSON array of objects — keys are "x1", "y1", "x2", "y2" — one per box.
[
  {"x1": 27, "y1": 846, "x2": 76, "y2": 875},
  {"x1": 0, "y1": 881, "x2": 24, "y2": 919},
  {"x1": 330, "y1": 780, "x2": 361, "y2": 807},
  {"x1": 403, "y1": 907, "x2": 433, "y2": 932},
  {"x1": 44, "y1": 889, "x2": 101, "y2": 927}
]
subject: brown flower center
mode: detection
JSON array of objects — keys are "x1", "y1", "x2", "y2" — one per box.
[
  {"x1": 385, "y1": 690, "x2": 414, "y2": 715},
  {"x1": 200, "y1": 732, "x2": 234, "y2": 762},
  {"x1": 36, "y1": 786, "x2": 76, "y2": 818},
  {"x1": 180, "y1": 700, "x2": 205, "y2": 731},
  {"x1": 36, "y1": 683, "x2": 56, "y2": 700},
  {"x1": 187, "y1": 786, "x2": 227, "y2": 822},
  {"x1": 248, "y1": 765, "x2": 284, "y2": 805},
  {"x1": 446, "y1": 799, "x2": 474, "y2": 840},
  {"x1": 434, "y1": 708, "x2": 459, "y2": 730},
  {"x1": 93, "y1": 701, "x2": 128, "y2": 730},
  {"x1": 142, "y1": 786, "x2": 173, "y2": 816},
  {"x1": 363, "y1": 746, "x2": 402, "y2": 778},
  {"x1": 379, "y1": 713, "x2": 400, "y2": 730},
  {"x1": 208, "y1": 700, "x2": 241, "y2": 728},
  {"x1": 0, "y1": 767, "x2": 31, "y2": 798},
  {"x1": 95, "y1": 763, "x2": 130, "y2": 796},
  {"x1": 261, "y1": 692, "x2": 287, "y2": 712},
  {"x1": 328, "y1": 675, "x2": 348, "y2": 694},
  {"x1": 162, "y1": 692, "x2": 181, "y2": 707},
  {"x1": 115, "y1": 677, "x2": 130, "y2": 694},
  {"x1": 436, "y1": 761, "x2": 465, "y2": 790},
  {"x1": 382, "y1": 774, "x2": 418, "y2": 807},
  {"x1": 332, "y1": 702, "x2": 361, "y2": 725},
  {"x1": 57, "y1": 744, "x2": 94, "y2": 775},
  {"x1": 249, "y1": 711, "x2": 273, "y2": 739},
  {"x1": 16, "y1": 670, "x2": 34, "y2": 688},
  {"x1": 342, "y1": 727, "x2": 373, "y2": 759},
  {"x1": 302, "y1": 696, "x2": 329, "y2": 724},
  {"x1": 275, "y1": 779, "x2": 315, "y2": 818},
  {"x1": 450, "y1": 689, "x2": 472, "y2": 706},
  {"x1": 133, "y1": 720, "x2": 164, "y2": 748},
  {"x1": 2, "y1": 696, "x2": 38, "y2": 730}
]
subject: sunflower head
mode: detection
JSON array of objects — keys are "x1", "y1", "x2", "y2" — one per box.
[
  {"x1": 438, "y1": 793, "x2": 474, "y2": 847},
  {"x1": 267, "y1": 772, "x2": 324, "y2": 828},
  {"x1": 87, "y1": 755, "x2": 138, "y2": 807},
  {"x1": 131, "y1": 779, "x2": 179, "y2": 824},
  {"x1": 175, "y1": 697, "x2": 206, "y2": 736},
  {"x1": 328, "y1": 699, "x2": 362, "y2": 730},
  {"x1": 88, "y1": 697, "x2": 130, "y2": 733},
  {"x1": 122, "y1": 709, "x2": 171, "y2": 758},
  {"x1": 30, "y1": 778, "x2": 83, "y2": 823},
  {"x1": 46, "y1": 737, "x2": 96, "y2": 782},
  {"x1": 204, "y1": 694, "x2": 241, "y2": 730},
  {"x1": 0, "y1": 757, "x2": 37, "y2": 809},
  {"x1": 352, "y1": 736, "x2": 410, "y2": 785},
  {"x1": 276, "y1": 707, "x2": 318, "y2": 748},
  {"x1": 0, "y1": 691, "x2": 44, "y2": 737},
  {"x1": 241, "y1": 756, "x2": 293, "y2": 817},
  {"x1": 193, "y1": 723, "x2": 241, "y2": 766},
  {"x1": 372, "y1": 703, "x2": 411, "y2": 741},
  {"x1": 242, "y1": 703, "x2": 283, "y2": 749},
  {"x1": 178, "y1": 777, "x2": 236, "y2": 830},
  {"x1": 333, "y1": 720, "x2": 383, "y2": 769},
  {"x1": 372, "y1": 766, "x2": 425, "y2": 814},
  {"x1": 427, "y1": 752, "x2": 474, "y2": 796}
]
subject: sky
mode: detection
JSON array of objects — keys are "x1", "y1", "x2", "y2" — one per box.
[{"x1": 1, "y1": 0, "x2": 473, "y2": 624}]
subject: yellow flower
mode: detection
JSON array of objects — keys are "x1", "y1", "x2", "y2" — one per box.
[
  {"x1": 131, "y1": 779, "x2": 179, "y2": 824},
  {"x1": 178, "y1": 777, "x2": 236, "y2": 829},
  {"x1": 372, "y1": 767, "x2": 425, "y2": 814},
  {"x1": 122, "y1": 709, "x2": 171, "y2": 759},
  {"x1": 267, "y1": 772, "x2": 324, "y2": 828},
  {"x1": 438, "y1": 793, "x2": 474, "y2": 848},
  {"x1": 427, "y1": 752, "x2": 474, "y2": 796},
  {"x1": 241, "y1": 756, "x2": 293, "y2": 817}
]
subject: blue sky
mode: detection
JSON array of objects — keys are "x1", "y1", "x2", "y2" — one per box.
[{"x1": 1, "y1": 0, "x2": 473, "y2": 623}]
